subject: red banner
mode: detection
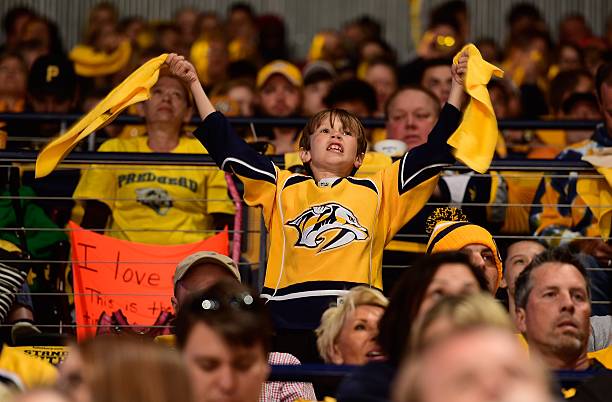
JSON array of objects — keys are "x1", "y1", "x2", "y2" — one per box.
[{"x1": 68, "y1": 222, "x2": 229, "y2": 340}]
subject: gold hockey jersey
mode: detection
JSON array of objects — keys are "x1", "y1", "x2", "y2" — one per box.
[{"x1": 195, "y1": 105, "x2": 461, "y2": 329}]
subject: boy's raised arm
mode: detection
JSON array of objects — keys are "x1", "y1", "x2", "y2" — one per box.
[
  {"x1": 165, "y1": 54, "x2": 277, "y2": 185},
  {"x1": 166, "y1": 53, "x2": 215, "y2": 120}
]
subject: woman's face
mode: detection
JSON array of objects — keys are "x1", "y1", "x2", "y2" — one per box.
[
  {"x1": 0, "y1": 56, "x2": 27, "y2": 97},
  {"x1": 330, "y1": 304, "x2": 385, "y2": 365},
  {"x1": 58, "y1": 348, "x2": 92, "y2": 402},
  {"x1": 417, "y1": 263, "x2": 481, "y2": 320}
]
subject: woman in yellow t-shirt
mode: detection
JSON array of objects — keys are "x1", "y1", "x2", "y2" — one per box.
[{"x1": 73, "y1": 71, "x2": 234, "y2": 244}]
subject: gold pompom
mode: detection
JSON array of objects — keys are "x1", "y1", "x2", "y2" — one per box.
[{"x1": 426, "y1": 207, "x2": 468, "y2": 235}]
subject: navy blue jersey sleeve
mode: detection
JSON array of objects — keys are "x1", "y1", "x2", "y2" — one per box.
[
  {"x1": 396, "y1": 103, "x2": 461, "y2": 194},
  {"x1": 194, "y1": 111, "x2": 277, "y2": 185},
  {"x1": 379, "y1": 103, "x2": 461, "y2": 239}
]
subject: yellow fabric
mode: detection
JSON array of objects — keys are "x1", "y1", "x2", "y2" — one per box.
[
  {"x1": 154, "y1": 334, "x2": 177, "y2": 348},
  {"x1": 69, "y1": 40, "x2": 131, "y2": 77},
  {"x1": 448, "y1": 44, "x2": 504, "y2": 174},
  {"x1": 577, "y1": 155, "x2": 612, "y2": 241},
  {"x1": 228, "y1": 38, "x2": 247, "y2": 62},
  {"x1": 191, "y1": 39, "x2": 210, "y2": 84},
  {"x1": 244, "y1": 165, "x2": 439, "y2": 291},
  {"x1": 0, "y1": 345, "x2": 58, "y2": 389},
  {"x1": 72, "y1": 136, "x2": 234, "y2": 245},
  {"x1": 500, "y1": 171, "x2": 543, "y2": 234},
  {"x1": 0, "y1": 239, "x2": 21, "y2": 253},
  {"x1": 308, "y1": 34, "x2": 326, "y2": 61},
  {"x1": 35, "y1": 54, "x2": 168, "y2": 178},
  {"x1": 589, "y1": 345, "x2": 612, "y2": 369},
  {"x1": 385, "y1": 240, "x2": 427, "y2": 253}
]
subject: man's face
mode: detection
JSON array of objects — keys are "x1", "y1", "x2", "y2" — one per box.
[
  {"x1": 516, "y1": 263, "x2": 591, "y2": 365},
  {"x1": 300, "y1": 115, "x2": 363, "y2": 177},
  {"x1": 172, "y1": 263, "x2": 236, "y2": 312},
  {"x1": 414, "y1": 329, "x2": 552, "y2": 402},
  {"x1": 421, "y1": 65, "x2": 452, "y2": 105},
  {"x1": 461, "y1": 244, "x2": 498, "y2": 293},
  {"x1": 386, "y1": 89, "x2": 438, "y2": 149},
  {"x1": 258, "y1": 74, "x2": 301, "y2": 117},
  {"x1": 142, "y1": 76, "x2": 191, "y2": 125},
  {"x1": 182, "y1": 322, "x2": 269, "y2": 402},
  {"x1": 599, "y1": 83, "x2": 612, "y2": 137}
]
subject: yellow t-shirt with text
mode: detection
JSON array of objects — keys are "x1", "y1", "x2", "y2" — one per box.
[{"x1": 73, "y1": 135, "x2": 234, "y2": 244}]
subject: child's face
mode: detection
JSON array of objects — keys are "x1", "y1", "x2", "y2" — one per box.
[{"x1": 300, "y1": 116, "x2": 363, "y2": 177}]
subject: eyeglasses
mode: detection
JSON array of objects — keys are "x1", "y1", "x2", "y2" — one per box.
[
  {"x1": 201, "y1": 293, "x2": 255, "y2": 310},
  {"x1": 191, "y1": 292, "x2": 257, "y2": 312}
]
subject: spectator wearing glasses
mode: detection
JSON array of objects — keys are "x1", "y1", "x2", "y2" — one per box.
[
  {"x1": 175, "y1": 280, "x2": 312, "y2": 402},
  {"x1": 161, "y1": 252, "x2": 317, "y2": 402}
]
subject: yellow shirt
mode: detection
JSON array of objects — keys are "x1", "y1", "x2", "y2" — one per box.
[
  {"x1": 0, "y1": 345, "x2": 58, "y2": 389},
  {"x1": 73, "y1": 135, "x2": 234, "y2": 244}
]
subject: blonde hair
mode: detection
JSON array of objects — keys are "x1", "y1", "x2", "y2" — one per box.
[
  {"x1": 77, "y1": 336, "x2": 193, "y2": 402},
  {"x1": 315, "y1": 286, "x2": 388, "y2": 363},
  {"x1": 411, "y1": 292, "x2": 513, "y2": 352}
]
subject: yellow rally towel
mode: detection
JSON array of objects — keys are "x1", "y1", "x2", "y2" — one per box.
[
  {"x1": 578, "y1": 151, "x2": 612, "y2": 240},
  {"x1": 35, "y1": 54, "x2": 167, "y2": 178},
  {"x1": 447, "y1": 44, "x2": 504, "y2": 174},
  {"x1": 69, "y1": 40, "x2": 132, "y2": 77}
]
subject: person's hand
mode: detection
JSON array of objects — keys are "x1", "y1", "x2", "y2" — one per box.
[
  {"x1": 165, "y1": 53, "x2": 199, "y2": 86},
  {"x1": 451, "y1": 50, "x2": 468, "y2": 88},
  {"x1": 447, "y1": 50, "x2": 467, "y2": 109}
]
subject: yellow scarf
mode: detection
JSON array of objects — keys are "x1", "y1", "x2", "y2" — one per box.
[
  {"x1": 69, "y1": 40, "x2": 132, "y2": 77},
  {"x1": 447, "y1": 44, "x2": 504, "y2": 174},
  {"x1": 35, "y1": 54, "x2": 167, "y2": 178},
  {"x1": 578, "y1": 152, "x2": 612, "y2": 240}
]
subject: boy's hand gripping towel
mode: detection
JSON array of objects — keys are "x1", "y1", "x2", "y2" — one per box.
[{"x1": 447, "y1": 44, "x2": 504, "y2": 174}]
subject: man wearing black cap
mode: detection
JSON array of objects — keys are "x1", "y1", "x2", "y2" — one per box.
[{"x1": 7, "y1": 54, "x2": 78, "y2": 150}]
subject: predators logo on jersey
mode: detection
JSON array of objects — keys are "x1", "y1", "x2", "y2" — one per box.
[{"x1": 287, "y1": 203, "x2": 369, "y2": 252}]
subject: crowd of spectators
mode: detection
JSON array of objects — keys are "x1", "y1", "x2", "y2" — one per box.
[{"x1": 0, "y1": 0, "x2": 612, "y2": 401}]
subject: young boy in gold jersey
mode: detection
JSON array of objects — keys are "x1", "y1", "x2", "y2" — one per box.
[{"x1": 165, "y1": 52, "x2": 468, "y2": 360}]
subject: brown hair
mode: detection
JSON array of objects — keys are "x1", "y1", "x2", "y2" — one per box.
[
  {"x1": 76, "y1": 336, "x2": 193, "y2": 402},
  {"x1": 175, "y1": 278, "x2": 273, "y2": 355},
  {"x1": 298, "y1": 108, "x2": 368, "y2": 156}
]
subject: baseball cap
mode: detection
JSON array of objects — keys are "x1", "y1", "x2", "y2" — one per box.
[
  {"x1": 256, "y1": 60, "x2": 303, "y2": 89},
  {"x1": 174, "y1": 251, "x2": 240, "y2": 285},
  {"x1": 28, "y1": 54, "x2": 77, "y2": 100}
]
